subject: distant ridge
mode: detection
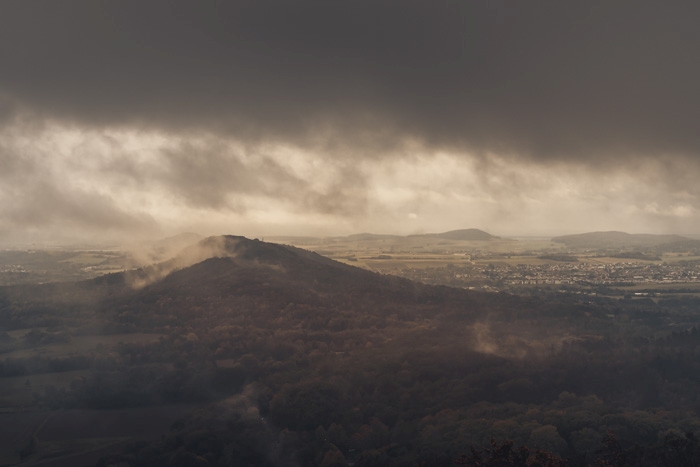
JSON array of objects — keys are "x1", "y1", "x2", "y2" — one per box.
[
  {"x1": 267, "y1": 228, "x2": 500, "y2": 244},
  {"x1": 552, "y1": 231, "x2": 689, "y2": 249},
  {"x1": 430, "y1": 228, "x2": 500, "y2": 241},
  {"x1": 410, "y1": 228, "x2": 499, "y2": 241}
]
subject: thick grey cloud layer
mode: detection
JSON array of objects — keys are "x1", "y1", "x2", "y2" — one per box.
[
  {"x1": 2, "y1": 0, "x2": 699, "y2": 160},
  {"x1": 1, "y1": 1, "x2": 699, "y2": 241}
]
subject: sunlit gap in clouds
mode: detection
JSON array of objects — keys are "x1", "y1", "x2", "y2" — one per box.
[
  {"x1": 1, "y1": 121, "x2": 699, "y2": 244},
  {"x1": 365, "y1": 152, "x2": 700, "y2": 237}
]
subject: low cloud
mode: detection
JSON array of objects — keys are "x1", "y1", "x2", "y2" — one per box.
[
  {"x1": 125, "y1": 235, "x2": 238, "y2": 288},
  {"x1": 2, "y1": 122, "x2": 700, "y2": 242},
  {"x1": 0, "y1": 124, "x2": 374, "y2": 242},
  {"x1": 1, "y1": 1, "x2": 699, "y2": 241}
]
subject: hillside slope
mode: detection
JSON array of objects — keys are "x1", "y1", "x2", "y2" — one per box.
[{"x1": 99, "y1": 235, "x2": 526, "y2": 332}]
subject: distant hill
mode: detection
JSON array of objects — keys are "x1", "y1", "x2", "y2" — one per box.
[
  {"x1": 552, "y1": 231, "x2": 689, "y2": 249},
  {"x1": 410, "y1": 228, "x2": 499, "y2": 241},
  {"x1": 262, "y1": 235, "x2": 322, "y2": 244},
  {"x1": 269, "y1": 229, "x2": 499, "y2": 245},
  {"x1": 432, "y1": 228, "x2": 500, "y2": 241}
]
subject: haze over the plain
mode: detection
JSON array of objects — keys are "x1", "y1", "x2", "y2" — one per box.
[{"x1": 1, "y1": 1, "x2": 699, "y2": 244}]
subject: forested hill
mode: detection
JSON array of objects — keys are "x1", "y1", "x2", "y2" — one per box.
[
  {"x1": 0, "y1": 235, "x2": 533, "y2": 332},
  {"x1": 96, "y1": 235, "x2": 530, "y2": 332}
]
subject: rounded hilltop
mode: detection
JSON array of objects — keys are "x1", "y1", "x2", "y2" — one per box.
[{"x1": 408, "y1": 228, "x2": 500, "y2": 241}]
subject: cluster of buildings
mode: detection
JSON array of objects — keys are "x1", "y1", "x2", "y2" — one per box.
[
  {"x1": 497, "y1": 261, "x2": 700, "y2": 286},
  {"x1": 392, "y1": 259, "x2": 700, "y2": 291}
]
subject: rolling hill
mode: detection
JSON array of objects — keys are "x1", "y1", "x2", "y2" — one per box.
[
  {"x1": 97, "y1": 235, "x2": 520, "y2": 332},
  {"x1": 425, "y1": 228, "x2": 500, "y2": 241},
  {"x1": 268, "y1": 228, "x2": 500, "y2": 245}
]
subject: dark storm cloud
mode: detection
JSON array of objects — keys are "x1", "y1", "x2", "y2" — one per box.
[{"x1": 1, "y1": 0, "x2": 699, "y2": 162}]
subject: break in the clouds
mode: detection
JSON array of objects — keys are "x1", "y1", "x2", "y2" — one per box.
[{"x1": 1, "y1": 1, "x2": 699, "y2": 241}]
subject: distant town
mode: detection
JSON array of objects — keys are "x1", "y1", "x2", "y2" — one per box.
[
  {"x1": 391, "y1": 257, "x2": 700, "y2": 294},
  {"x1": 3, "y1": 230, "x2": 700, "y2": 299},
  {"x1": 288, "y1": 230, "x2": 700, "y2": 297}
]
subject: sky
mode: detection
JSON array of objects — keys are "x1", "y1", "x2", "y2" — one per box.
[{"x1": 1, "y1": 1, "x2": 700, "y2": 244}]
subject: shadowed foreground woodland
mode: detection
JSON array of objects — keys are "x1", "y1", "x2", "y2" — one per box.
[{"x1": 2, "y1": 237, "x2": 700, "y2": 466}]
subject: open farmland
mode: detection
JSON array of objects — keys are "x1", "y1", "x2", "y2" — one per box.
[{"x1": 271, "y1": 234, "x2": 700, "y2": 297}]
